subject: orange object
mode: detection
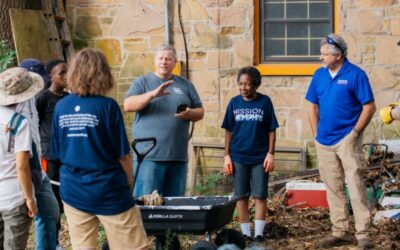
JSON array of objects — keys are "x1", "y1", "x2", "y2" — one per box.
[{"x1": 41, "y1": 158, "x2": 48, "y2": 173}]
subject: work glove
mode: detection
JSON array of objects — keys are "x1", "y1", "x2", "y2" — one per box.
[
  {"x1": 380, "y1": 102, "x2": 400, "y2": 124},
  {"x1": 138, "y1": 190, "x2": 164, "y2": 206}
]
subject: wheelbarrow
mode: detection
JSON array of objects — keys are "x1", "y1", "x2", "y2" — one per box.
[{"x1": 102, "y1": 138, "x2": 244, "y2": 250}]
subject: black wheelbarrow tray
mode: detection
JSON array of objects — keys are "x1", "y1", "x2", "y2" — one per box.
[
  {"x1": 102, "y1": 196, "x2": 243, "y2": 250},
  {"x1": 131, "y1": 138, "x2": 238, "y2": 235},
  {"x1": 102, "y1": 138, "x2": 244, "y2": 249},
  {"x1": 139, "y1": 195, "x2": 238, "y2": 235}
]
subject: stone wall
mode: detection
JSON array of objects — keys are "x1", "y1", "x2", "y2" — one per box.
[
  {"x1": 341, "y1": 0, "x2": 400, "y2": 144},
  {"x1": 67, "y1": 0, "x2": 400, "y2": 169}
]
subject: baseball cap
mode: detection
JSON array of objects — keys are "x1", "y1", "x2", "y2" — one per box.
[{"x1": 19, "y1": 58, "x2": 50, "y2": 87}]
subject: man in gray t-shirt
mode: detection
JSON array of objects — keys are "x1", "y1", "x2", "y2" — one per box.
[{"x1": 124, "y1": 44, "x2": 204, "y2": 198}]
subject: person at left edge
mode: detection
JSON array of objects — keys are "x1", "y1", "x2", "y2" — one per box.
[{"x1": 0, "y1": 67, "x2": 39, "y2": 249}]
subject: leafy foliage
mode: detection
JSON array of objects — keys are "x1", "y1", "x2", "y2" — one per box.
[
  {"x1": 0, "y1": 40, "x2": 16, "y2": 72},
  {"x1": 195, "y1": 171, "x2": 226, "y2": 195}
]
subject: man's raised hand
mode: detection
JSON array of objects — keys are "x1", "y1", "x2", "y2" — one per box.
[{"x1": 151, "y1": 80, "x2": 173, "y2": 98}]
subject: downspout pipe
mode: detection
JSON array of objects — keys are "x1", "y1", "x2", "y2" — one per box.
[{"x1": 164, "y1": 0, "x2": 170, "y2": 45}]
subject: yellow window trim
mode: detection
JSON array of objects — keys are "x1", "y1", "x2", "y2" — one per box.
[
  {"x1": 254, "y1": 0, "x2": 340, "y2": 76},
  {"x1": 172, "y1": 61, "x2": 182, "y2": 76}
]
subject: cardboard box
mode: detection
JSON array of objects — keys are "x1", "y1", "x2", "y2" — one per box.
[{"x1": 286, "y1": 181, "x2": 328, "y2": 208}]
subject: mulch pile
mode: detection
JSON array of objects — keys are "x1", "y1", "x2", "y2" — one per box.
[{"x1": 260, "y1": 146, "x2": 400, "y2": 250}]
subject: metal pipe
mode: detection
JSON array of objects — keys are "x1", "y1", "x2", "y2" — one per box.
[{"x1": 164, "y1": 0, "x2": 170, "y2": 45}]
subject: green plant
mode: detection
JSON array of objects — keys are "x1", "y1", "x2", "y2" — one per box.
[
  {"x1": 0, "y1": 40, "x2": 16, "y2": 72},
  {"x1": 97, "y1": 224, "x2": 107, "y2": 245},
  {"x1": 163, "y1": 229, "x2": 176, "y2": 250},
  {"x1": 195, "y1": 171, "x2": 225, "y2": 195}
]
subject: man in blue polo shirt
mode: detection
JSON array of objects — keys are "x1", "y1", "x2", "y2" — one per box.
[{"x1": 306, "y1": 34, "x2": 376, "y2": 250}]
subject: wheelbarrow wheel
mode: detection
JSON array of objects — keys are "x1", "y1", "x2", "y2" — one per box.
[
  {"x1": 215, "y1": 229, "x2": 246, "y2": 249},
  {"x1": 191, "y1": 240, "x2": 218, "y2": 250},
  {"x1": 155, "y1": 235, "x2": 180, "y2": 250}
]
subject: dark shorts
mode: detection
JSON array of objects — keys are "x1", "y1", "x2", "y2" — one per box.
[{"x1": 232, "y1": 161, "x2": 269, "y2": 199}]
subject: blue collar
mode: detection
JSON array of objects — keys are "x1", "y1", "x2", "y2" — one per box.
[{"x1": 325, "y1": 58, "x2": 350, "y2": 79}]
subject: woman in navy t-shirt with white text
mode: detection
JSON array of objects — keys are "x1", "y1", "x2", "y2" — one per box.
[{"x1": 51, "y1": 49, "x2": 148, "y2": 250}]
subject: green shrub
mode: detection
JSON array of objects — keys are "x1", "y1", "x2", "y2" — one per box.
[
  {"x1": 0, "y1": 40, "x2": 16, "y2": 72},
  {"x1": 195, "y1": 171, "x2": 225, "y2": 195}
]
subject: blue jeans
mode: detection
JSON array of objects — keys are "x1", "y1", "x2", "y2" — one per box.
[
  {"x1": 232, "y1": 161, "x2": 269, "y2": 199},
  {"x1": 35, "y1": 176, "x2": 60, "y2": 250},
  {"x1": 133, "y1": 160, "x2": 187, "y2": 197}
]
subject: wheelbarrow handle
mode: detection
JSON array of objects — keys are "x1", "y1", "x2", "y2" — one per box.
[
  {"x1": 131, "y1": 137, "x2": 157, "y2": 193},
  {"x1": 131, "y1": 137, "x2": 157, "y2": 164}
]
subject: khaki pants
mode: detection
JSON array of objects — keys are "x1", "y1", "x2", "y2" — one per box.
[
  {"x1": 0, "y1": 204, "x2": 32, "y2": 250},
  {"x1": 64, "y1": 203, "x2": 148, "y2": 250},
  {"x1": 315, "y1": 130, "x2": 371, "y2": 240}
]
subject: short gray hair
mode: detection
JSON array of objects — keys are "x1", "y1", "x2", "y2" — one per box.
[
  {"x1": 156, "y1": 44, "x2": 177, "y2": 59},
  {"x1": 320, "y1": 34, "x2": 348, "y2": 57}
]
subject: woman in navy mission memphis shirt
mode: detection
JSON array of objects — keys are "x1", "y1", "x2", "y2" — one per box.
[{"x1": 222, "y1": 66, "x2": 279, "y2": 244}]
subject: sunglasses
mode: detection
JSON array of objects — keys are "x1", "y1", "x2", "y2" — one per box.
[{"x1": 326, "y1": 37, "x2": 344, "y2": 53}]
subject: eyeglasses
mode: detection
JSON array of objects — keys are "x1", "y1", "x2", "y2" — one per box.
[{"x1": 326, "y1": 36, "x2": 344, "y2": 54}]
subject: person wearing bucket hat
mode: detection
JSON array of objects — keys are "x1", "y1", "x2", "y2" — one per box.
[{"x1": 0, "y1": 67, "x2": 41, "y2": 249}]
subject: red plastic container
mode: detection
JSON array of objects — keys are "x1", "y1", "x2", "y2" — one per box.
[{"x1": 286, "y1": 181, "x2": 329, "y2": 208}]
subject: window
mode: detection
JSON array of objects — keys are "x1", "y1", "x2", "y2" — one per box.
[{"x1": 254, "y1": 0, "x2": 339, "y2": 75}]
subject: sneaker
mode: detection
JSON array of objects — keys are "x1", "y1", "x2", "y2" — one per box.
[
  {"x1": 253, "y1": 235, "x2": 265, "y2": 243},
  {"x1": 243, "y1": 235, "x2": 252, "y2": 245},
  {"x1": 316, "y1": 236, "x2": 352, "y2": 248},
  {"x1": 250, "y1": 235, "x2": 269, "y2": 249},
  {"x1": 357, "y1": 238, "x2": 372, "y2": 250}
]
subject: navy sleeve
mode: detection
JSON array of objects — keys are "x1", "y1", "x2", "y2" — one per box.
[
  {"x1": 352, "y1": 71, "x2": 374, "y2": 105},
  {"x1": 305, "y1": 71, "x2": 320, "y2": 104},
  {"x1": 109, "y1": 101, "x2": 131, "y2": 159},
  {"x1": 221, "y1": 99, "x2": 234, "y2": 131},
  {"x1": 265, "y1": 97, "x2": 279, "y2": 131}
]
